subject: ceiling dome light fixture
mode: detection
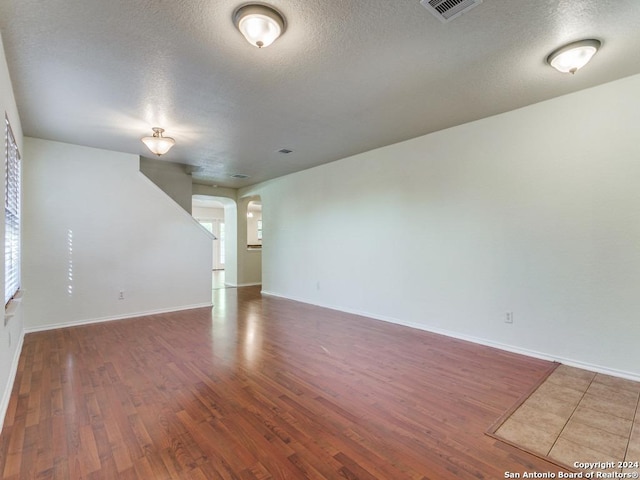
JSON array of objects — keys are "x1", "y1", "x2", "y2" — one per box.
[
  {"x1": 233, "y1": 3, "x2": 286, "y2": 48},
  {"x1": 546, "y1": 39, "x2": 601, "y2": 74},
  {"x1": 141, "y1": 127, "x2": 175, "y2": 156}
]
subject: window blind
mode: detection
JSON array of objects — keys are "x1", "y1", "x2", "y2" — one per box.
[{"x1": 5, "y1": 115, "x2": 20, "y2": 305}]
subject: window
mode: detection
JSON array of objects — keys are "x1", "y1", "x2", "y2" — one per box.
[{"x1": 5, "y1": 115, "x2": 21, "y2": 306}]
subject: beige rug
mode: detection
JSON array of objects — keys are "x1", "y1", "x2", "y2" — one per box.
[{"x1": 489, "y1": 364, "x2": 640, "y2": 476}]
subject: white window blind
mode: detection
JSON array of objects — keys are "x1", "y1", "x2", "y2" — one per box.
[{"x1": 5, "y1": 115, "x2": 20, "y2": 305}]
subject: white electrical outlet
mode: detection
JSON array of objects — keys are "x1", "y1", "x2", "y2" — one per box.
[
  {"x1": 505, "y1": 312, "x2": 513, "y2": 324},
  {"x1": 119, "y1": 290, "x2": 125, "y2": 300}
]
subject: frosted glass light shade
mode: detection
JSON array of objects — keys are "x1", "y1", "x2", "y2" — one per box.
[
  {"x1": 233, "y1": 4, "x2": 285, "y2": 48},
  {"x1": 142, "y1": 127, "x2": 175, "y2": 156},
  {"x1": 547, "y1": 39, "x2": 601, "y2": 74}
]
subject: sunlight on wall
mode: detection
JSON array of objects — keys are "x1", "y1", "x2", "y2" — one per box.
[{"x1": 67, "y1": 229, "x2": 74, "y2": 297}]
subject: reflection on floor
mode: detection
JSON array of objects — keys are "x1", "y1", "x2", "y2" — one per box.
[
  {"x1": 213, "y1": 270, "x2": 226, "y2": 290},
  {"x1": 493, "y1": 365, "x2": 640, "y2": 476}
]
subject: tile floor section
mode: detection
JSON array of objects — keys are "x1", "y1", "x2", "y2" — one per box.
[{"x1": 495, "y1": 365, "x2": 640, "y2": 476}]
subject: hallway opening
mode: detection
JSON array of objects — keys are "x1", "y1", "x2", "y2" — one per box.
[{"x1": 192, "y1": 195, "x2": 238, "y2": 297}]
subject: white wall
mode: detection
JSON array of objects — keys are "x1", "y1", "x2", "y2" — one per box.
[
  {"x1": 192, "y1": 206, "x2": 225, "y2": 221},
  {"x1": 242, "y1": 73, "x2": 640, "y2": 379},
  {"x1": 0, "y1": 30, "x2": 24, "y2": 432},
  {"x1": 22, "y1": 138, "x2": 213, "y2": 330}
]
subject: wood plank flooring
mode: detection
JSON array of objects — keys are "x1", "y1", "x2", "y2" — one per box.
[{"x1": 0, "y1": 286, "x2": 567, "y2": 479}]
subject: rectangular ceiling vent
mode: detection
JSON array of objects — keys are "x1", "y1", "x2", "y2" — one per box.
[
  {"x1": 420, "y1": 0, "x2": 482, "y2": 23},
  {"x1": 230, "y1": 173, "x2": 250, "y2": 179}
]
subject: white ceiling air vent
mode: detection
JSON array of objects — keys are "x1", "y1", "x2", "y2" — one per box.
[
  {"x1": 420, "y1": 0, "x2": 482, "y2": 23},
  {"x1": 230, "y1": 173, "x2": 250, "y2": 179}
]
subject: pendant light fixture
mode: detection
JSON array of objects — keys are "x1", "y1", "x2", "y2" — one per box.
[
  {"x1": 546, "y1": 39, "x2": 601, "y2": 74},
  {"x1": 233, "y1": 4, "x2": 286, "y2": 48},
  {"x1": 141, "y1": 127, "x2": 175, "y2": 156}
]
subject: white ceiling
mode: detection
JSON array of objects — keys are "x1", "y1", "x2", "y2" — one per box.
[{"x1": 1, "y1": 0, "x2": 640, "y2": 188}]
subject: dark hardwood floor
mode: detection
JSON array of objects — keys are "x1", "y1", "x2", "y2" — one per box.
[{"x1": 0, "y1": 286, "x2": 564, "y2": 479}]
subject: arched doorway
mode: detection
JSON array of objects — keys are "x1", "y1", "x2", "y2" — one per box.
[
  {"x1": 192, "y1": 194, "x2": 238, "y2": 291},
  {"x1": 238, "y1": 195, "x2": 263, "y2": 287}
]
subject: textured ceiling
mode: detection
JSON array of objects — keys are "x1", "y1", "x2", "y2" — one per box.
[{"x1": 1, "y1": 0, "x2": 640, "y2": 188}]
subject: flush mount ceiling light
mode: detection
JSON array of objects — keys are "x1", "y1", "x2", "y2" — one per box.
[
  {"x1": 233, "y1": 3, "x2": 286, "y2": 48},
  {"x1": 141, "y1": 127, "x2": 175, "y2": 156},
  {"x1": 546, "y1": 39, "x2": 601, "y2": 74}
]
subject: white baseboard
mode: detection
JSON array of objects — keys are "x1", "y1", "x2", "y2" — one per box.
[
  {"x1": 226, "y1": 282, "x2": 262, "y2": 288},
  {"x1": 24, "y1": 303, "x2": 213, "y2": 334},
  {"x1": 0, "y1": 328, "x2": 25, "y2": 434},
  {"x1": 261, "y1": 290, "x2": 640, "y2": 382}
]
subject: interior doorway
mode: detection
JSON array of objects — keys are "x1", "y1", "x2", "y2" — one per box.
[
  {"x1": 240, "y1": 195, "x2": 263, "y2": 287},
  {"x1": 201, "y1": 220, "x2": 225, "y2": 270},
  {"x1": 193, "y1": 196, "x2": 227, "y2": 290},
  {"x1": 212, "y1": 270, "x2": 226, "y2": 290}
]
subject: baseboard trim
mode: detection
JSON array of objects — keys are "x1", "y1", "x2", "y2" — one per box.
[
  {"x1": 0, "y1": 328, "x2": 25, "y2": 434},
  {"x1": 227, "y1": 282, "x2": 262, "y2": 288},
  {"x1": 261, "y1": 290, "x2": 640, "y2": 382},
  {"x1": 24, "y1": 303, "x2": 213, "y2": 334}
]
